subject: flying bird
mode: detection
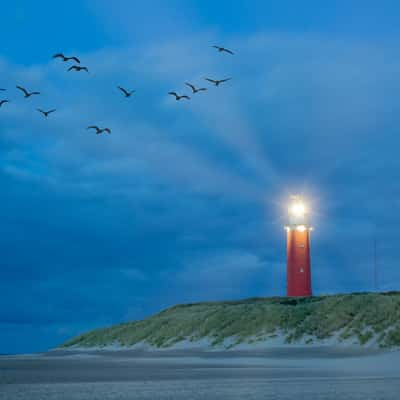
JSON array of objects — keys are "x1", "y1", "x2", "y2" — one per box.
[
  {"x1": 117, "y1": 86, "x2": 136, "y2": 97},
  {"x1": 212, "y1": 45, "x2": 234, "y2": 55},
  {"x1": 0, "y1": 88, "x2": 6, "y2": 91},
  {"x1": 0, "y1": 100, "x2": 9, "y2": 107},
  {"x1": 87, "y1": 126, "x2": 111, "y2": 134},
  {"x1": 68, "y1": 65, "x2": 89, "y2": 72},
  {"x1": 37, "y1": 108, "x2": 56, "y2": 117},
  {"x1": 205, "y1": 77, "x2": 232, "y2": 86},
  {"x1": 16, "y1": 85, "x2": 40, "y2": 98},
  {"x1": 53, "y1": 53, "x2": 81, "y2": 63},
  {"x1": 185, "y1": 83, "x2": 207, "y2": 94},
  {"x1": 168, "y1": 92, "x2": 190, "y2": 101}
]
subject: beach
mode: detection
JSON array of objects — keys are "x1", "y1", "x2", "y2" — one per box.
[{"x1": 1, "y1": 347, "x2": 400, "y2": 399}]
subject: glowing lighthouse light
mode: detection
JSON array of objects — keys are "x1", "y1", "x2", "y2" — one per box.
[
  {"x1": 285, "y1": 196, "x2": 313, "y2": 297},
  {"x1": 287, "y1": 197, "x2": 308, "y2": 227},
  {"x1": 290, "y1": 202, "x2": 306, "y2": 217}
]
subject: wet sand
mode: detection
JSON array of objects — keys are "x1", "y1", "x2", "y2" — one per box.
[{"x1": 1, "y1": 347, "x2": 399, "y2": 399}]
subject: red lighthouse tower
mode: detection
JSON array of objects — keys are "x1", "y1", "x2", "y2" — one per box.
[{"x1": 285, "y1": 196, "x2": 312, "y2": 297}]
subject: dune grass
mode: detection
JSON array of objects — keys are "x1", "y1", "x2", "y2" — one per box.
[{"x1": 61, "y1": 292, "x2": 400, "y2": 349}]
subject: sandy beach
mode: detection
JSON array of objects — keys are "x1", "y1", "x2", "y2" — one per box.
[{"x1": 1, "y1": 347, "x2": 400, "y2": 399}]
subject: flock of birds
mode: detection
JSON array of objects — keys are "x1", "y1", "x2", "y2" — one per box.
[{"x1": 0, "y1": 45, "x2": 234, "y2": 134}]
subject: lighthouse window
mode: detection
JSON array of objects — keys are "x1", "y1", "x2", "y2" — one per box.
[
  {"x1": 298, "y1": 244, "x2": 305, "y2": 248},
  {"x1": 300, "y1": 267, "x2": 304, "y2": 273}
]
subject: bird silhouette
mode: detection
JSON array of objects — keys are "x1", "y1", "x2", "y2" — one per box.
[
  {"x1": 205, "y1": 78, "x2": 232, "y2": 86},
  {"x1": 212, "y1": 45, "x2": 234, "y2": 55},
  {"x1": 16, "y1": 85, "x2": 40, "y2": 98},
  {"x1": 53, "y1": 53, "x2": 81, "y2": 63},
  {"x1": 68, "y1": 65, "x2": 89, "y2": 72},
  {"x1": 0, "y1": 100, "x2": 9, "y2": 107},
  {"x1": 168, "y1": 92, "x2": 190, "y2": 101},
  {"x1": 117, "y1": 86, "x2": 136, "y2": 97},
  {"x1": 87, "y1": 126, "x2": 111, "y2": 134},
  {"x1": 0, "y1": 88, "x2": 6, "y2": 91},
  {"x1": 37, "y1": 108, "x2": 56, "y2": 117},
  {"x1": 185, "y1": 83, "x2": 207, "y2": 94}
]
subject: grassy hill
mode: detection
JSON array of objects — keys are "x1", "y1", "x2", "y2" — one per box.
[{"x1": 60, "y1": 292, "x2": 400, "y2": 350}]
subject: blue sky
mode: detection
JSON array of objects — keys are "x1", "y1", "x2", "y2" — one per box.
[{"x1": 1, "y1": 0, "x2": 400, "y2": 353}]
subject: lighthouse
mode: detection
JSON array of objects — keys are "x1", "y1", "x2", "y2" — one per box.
[{"x1": 285, "y1": 196, "x2": 313, "y2": 297}]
